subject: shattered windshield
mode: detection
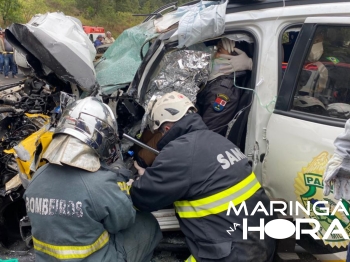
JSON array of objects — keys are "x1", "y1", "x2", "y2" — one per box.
[
  {"x1": 95, "y1": 0, "x2": 228, "y2": 96},
  {"x1": 95, "y1": 20, "x2": 159, "y2": 95}
]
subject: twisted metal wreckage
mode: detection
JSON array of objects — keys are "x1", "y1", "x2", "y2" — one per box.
[{"x1": 0, "y1": 1, "x2": 222, "y2": 253}]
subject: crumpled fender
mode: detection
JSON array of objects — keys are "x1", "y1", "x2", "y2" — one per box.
[{"x1": 4, "y1": 114, "x2": 53, "y2": 187}]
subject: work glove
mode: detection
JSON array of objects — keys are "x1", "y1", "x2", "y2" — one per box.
[
  {"x1": 221, "y1": 38, "x2": 235, "y2": 54},
  {"x1": 218, "y1": 48, "x2": 253, "y2": 72},
  {"x1": 106, "y1": 158, "x2": 133, "y2": 182},
  {"x1": 323, "y1": 152, "x2": 350, "y2": 200}
]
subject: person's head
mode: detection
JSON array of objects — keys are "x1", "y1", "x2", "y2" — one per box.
[
  {"x1": 149, "y1": 91, "x2": 197, "y2": 135},
  {"x1": 308, "y1": 30, "x2": 325, "y2": 62},
  {"x1": 106, "y1": 31, "x2": 112, "y2": 38},
  {"x1": 54, "y1": 96, "x2": 120, "y2": 164},
  {"x1": 97, "y1": 35, "x2": 103, "y2": 41},
  {"x1": 216, "y1": 38, "x2": 236, "y2": 57},
  {"x1": 313, "y1": 30, "x2": 324, "y2": 44}
]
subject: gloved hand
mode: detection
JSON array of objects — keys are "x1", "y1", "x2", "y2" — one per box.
[
  {"x1": 107, "y1": 158, "x2": 132, "y2": 181},
  {"x1": 218, "y1": 48, "x2": 253, "y2": 72},
  {"x1": 221, "y1": 38, "x2": 235, "y2": 54},
  {"x1": 323, "y1": 153, "x2": 350, "y2": 200}
]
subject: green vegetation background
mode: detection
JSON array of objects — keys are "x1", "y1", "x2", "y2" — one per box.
[{"x1": 1, "y1": 0, "x2": 189, "y2": 36}]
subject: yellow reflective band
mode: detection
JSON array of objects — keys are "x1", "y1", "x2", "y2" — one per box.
[
  {"x1": 185, "y1": 255, "x2": 197, "y2": 262},
  {"x1": 174, "y1": 173, "x2": 261, "y2": 218},
  {"x1": 117, "y1": 182, "x2": 131, "y2": 195},
  {"x1": 33, "y1": 230, "x2": 109, "y2": 259}
]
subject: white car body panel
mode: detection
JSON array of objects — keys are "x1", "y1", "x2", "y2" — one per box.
[
  {"x1": 142, "y1": 2, "x2": 350, "y2": 260},
  {"x1": 224, "y1": 3, "x2": 350, "y2": 260}
]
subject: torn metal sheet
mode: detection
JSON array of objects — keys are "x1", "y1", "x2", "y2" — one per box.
[
  {"x1": 226, "y1": 33, "x2": 254, "y2": 44},
  {"x1": 154, "y1": 10, "x2": 182, "y2": 33},
  {"x1": 13, "y1": 144, "x2": 31, "y2": 161},
  {"x1": 120, "y1": 121, "x2": 142, "y2": 154},
  {"x1": 4, "y1": 114, "x2": 53, "y2": 189},
  {"x1": 6, "y1": 12, "x2": 96, "y2": 92},
  {"x1": 141, "y1": 49, "x2": 212, "y2": 133},
  {"x1": 5, "y1": 174, "x2": 22, "y2": 193},
  {"x1": 59, "y1": 91, "x2": 77, "y2": 113}
]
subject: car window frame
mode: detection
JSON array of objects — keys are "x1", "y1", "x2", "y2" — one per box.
[
  {"x1": 275, "y1": 22, "x2": 349, "y2": 128},
  {"x1": 278, "y1": 23, "x2": 303, "y2": 91},
  {"x1": 136, "y1": 29, "x2": 259, "y2": 106}
]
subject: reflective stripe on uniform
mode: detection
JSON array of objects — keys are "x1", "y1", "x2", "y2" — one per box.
[
  {"x1": 33, "y1": 230, "x2": 109, "y2": 259},
  {"x1": 117, "y1": 181, "x2": 131, "y2": 195},
  {"x1": 174, "y1": 173, "x2": 261, "y2": 218},
  {"x1": 185, "y1": 255, "x2": 197, "y2": 262}
]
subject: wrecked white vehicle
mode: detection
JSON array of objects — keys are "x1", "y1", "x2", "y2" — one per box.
[
  {"x1": 96, "y1": 1, "x2": 350, "y2": 261},
  {"x1": 0, "y1": 12, "x2": 98, "y2": 254},
  {"x1": 2, "y1": 0, "x2": 350, "y2": 261}
]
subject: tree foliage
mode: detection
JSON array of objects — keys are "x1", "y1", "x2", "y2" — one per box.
[
  {"x1": 0, "y1": 0, "x2": 21, "y2": 26},
  {"x1": 0, "y1": 0, "x2": 188, "y2": 36}
]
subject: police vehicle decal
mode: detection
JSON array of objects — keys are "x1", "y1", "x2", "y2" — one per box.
[{"x1": 295, "y1": 152, "x2": 350, "y2": 248}]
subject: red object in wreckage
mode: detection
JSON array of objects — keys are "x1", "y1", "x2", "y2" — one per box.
[
  {"x1": 83, "y1": 26, "x2": 105, "y2": 34},
  {"x1": 282, "y1": 61, "x2": 350, "y2": 71}
]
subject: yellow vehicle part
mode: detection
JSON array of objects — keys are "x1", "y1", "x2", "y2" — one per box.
[{"x1": 4, "y1": 114, "x2": 53, "y2": 180}]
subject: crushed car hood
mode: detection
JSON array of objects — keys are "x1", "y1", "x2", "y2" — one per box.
[{"x1": 6, "y1": 12, "x2": 97, "y2": 92}]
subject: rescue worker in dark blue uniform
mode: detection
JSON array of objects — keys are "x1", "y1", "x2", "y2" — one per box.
[
  {"x1": 130, "y1": 91, "x2": 276, "y2": 262},
  {"x1": 24, "y1": 97, "x2": 162, "y2": 262},
  {"x1": 197, "y1": 38, "x2": 253, "y2": 136}
]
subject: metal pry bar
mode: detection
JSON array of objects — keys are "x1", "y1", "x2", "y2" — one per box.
[{"x1": 122, "y1": 133, "x2": 160, "y2": 155}]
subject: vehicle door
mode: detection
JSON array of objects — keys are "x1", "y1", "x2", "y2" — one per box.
[{"x1": 263, "y1": 17, "x2": 350, "y2": 260}]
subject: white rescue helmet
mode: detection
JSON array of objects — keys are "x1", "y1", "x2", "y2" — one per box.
[{"x1": 149, "y1": 91, "x2": 196, "y2": 132}]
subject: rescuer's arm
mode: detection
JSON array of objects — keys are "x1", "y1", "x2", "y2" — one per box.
[
  {"x1": 130, "y1": 136, "x2": 193, "y2": 212},
  {"x1": 323, "y1": 119, "x2": 350, "y2": 200},
  {"x1": 87, "y1": 170, "x2": 136, "y2": 233},
  {"x1": 334, "y1": 119, "x2": 350, "y2": 158}
]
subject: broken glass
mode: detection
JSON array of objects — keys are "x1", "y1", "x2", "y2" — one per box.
[{"x1": 95, "y1": 20, "x2": 159, "y2": 94}]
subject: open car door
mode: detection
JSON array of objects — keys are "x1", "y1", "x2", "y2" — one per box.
[{"x1": 263, "y1": 17, "x2": 350, "y2": 261}]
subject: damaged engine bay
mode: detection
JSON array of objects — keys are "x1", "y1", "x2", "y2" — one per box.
[
  {"x1": 0, "y1": 77, "x2": 75, "y2": 250},
  {"x1": 0, "y1": 12, "x2": 99, "y2": 252}
]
